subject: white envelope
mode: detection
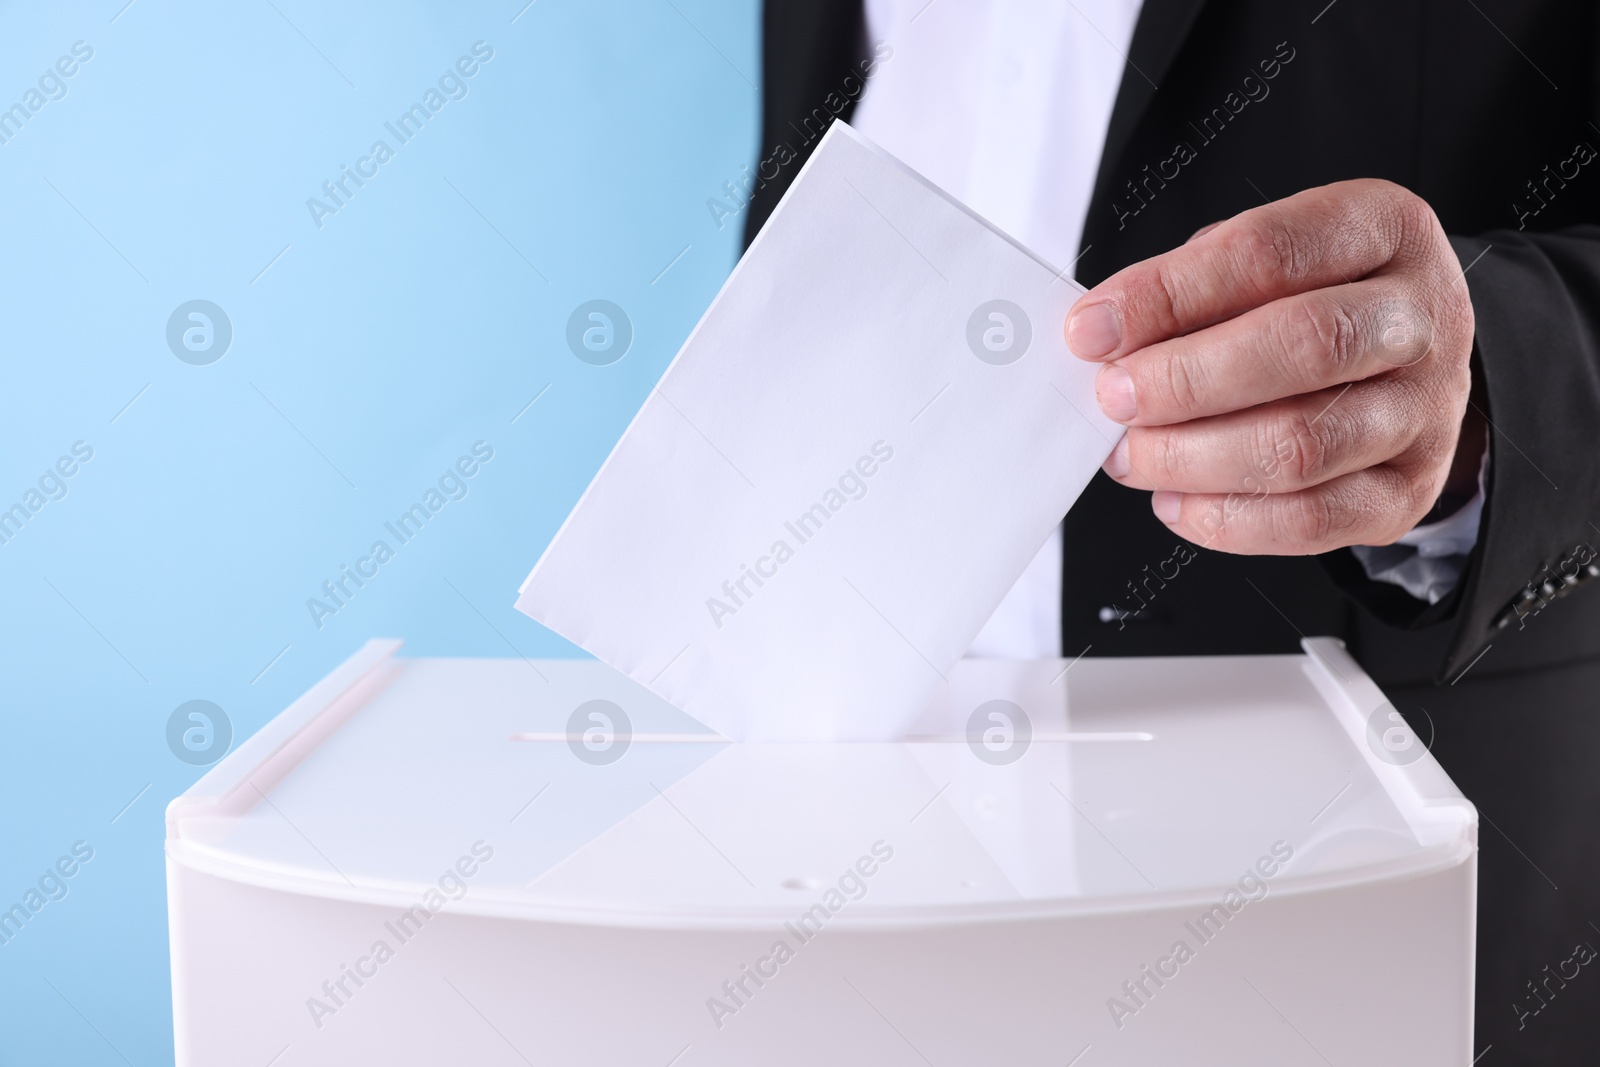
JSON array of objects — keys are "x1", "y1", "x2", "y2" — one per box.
[{"x1": 516, "y1": 122, "x2": 1122, "y2": 741}]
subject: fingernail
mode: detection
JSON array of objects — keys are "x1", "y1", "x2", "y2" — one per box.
[
  {"x1": 1152, "y1": 491, "x2": 1182, "y2": 524},
  {"x1": 1067, "y1": 302, "x2": 1122, "y2": 359},
  {"x1": 1102, "y1": 435, "x2": 1130, "y2": 478},
  {"x1": 1096, "y1": 364, "x2": 1137, "y2": 422}
]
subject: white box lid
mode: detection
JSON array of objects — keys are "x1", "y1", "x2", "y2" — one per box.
[{"x1": 165, "y1": 638, "x2": 1475, "y2": 929}]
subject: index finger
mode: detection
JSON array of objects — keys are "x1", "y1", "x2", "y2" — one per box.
[{"x1": 1064, "y1": 178, "x2": 1433, "y2": 362}]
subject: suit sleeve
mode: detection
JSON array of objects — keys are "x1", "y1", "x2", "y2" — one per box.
[{"x1": 1324, "y1": 226, "x2": 1600, "y2": 683}]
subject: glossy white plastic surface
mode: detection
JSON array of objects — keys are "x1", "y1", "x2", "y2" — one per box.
[{"x1": 167, "y1": 639, "x2": 1476, "y2": 1066}]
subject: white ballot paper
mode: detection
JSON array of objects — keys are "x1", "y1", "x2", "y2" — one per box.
[{"x1": 517, "y1": 122, "x2": 1123, "y2": 741}]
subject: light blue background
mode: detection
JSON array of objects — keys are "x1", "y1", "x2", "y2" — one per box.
[{"x1": 0, "y1": 1, "x2": 756, "y2": 1060}]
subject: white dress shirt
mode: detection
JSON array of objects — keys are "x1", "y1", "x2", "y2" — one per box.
[{"x1": 850, "y1": 0, "x2": 1482, "y2": 656}]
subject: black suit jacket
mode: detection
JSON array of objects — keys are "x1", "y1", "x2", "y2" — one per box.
[
  {"x1": 747, "y1": 0, "x2": 1600, "y2": 687},
  {"x1": 746, "y1": 2, "x2": 1600, "y2": 1062}
]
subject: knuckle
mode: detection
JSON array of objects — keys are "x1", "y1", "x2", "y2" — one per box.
[
  {"x1": 1159, "y1": 350, "x2": 1205, "y2": 415},
  {"x1": 1405, "y1": 462, "x2": 1447, "y2": 523},
  {"x1": 1411, "y1": 412, "x2": 1457, "y2": 473},
  {"x1": 1367, "y1": 177, "x2": 1418, "y2": 215},
  {"x1": 1153, "y1": 428, "x2": 1191, "y2": 484},
  {"x1": 1385, "y1": 182, "x2": 1448, "y2": 265},
  {"x1": 1375, "y1": 298, "x2": 1434, "y2": 368},
  {"x1": 1236, "y1": 213, "x2": 1312, "y2": 294},
  {"x1": 1368, "y1": 465, "x2": 1436, "y2": 543},
  {"x1": 1396, "y1": 377, "x2": 1465, "y2": 469},
  {"x1": 1276, "y1": 491, "x2": 1343, "y2": 550},
  {"x1": 1259, "y1": 410, "x2": 1334, "y2": 488},
  {"x1": 1364, "y1": 178, "x2": 1422, "y2": 230},
  {"x1": 1145, "y1": 260, "x2": 1190, "y2": 335},
  {"x1": 1295, "y1": 294, "x2": 1363, "y2": 376},
  {"x1": 1390, "y1": 183, "x2": 1433, "y2": 232}
]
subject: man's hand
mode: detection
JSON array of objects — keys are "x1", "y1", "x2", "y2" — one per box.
[{"x1": 1065, "y1": 179, "x2": 1477, "y2": 555}]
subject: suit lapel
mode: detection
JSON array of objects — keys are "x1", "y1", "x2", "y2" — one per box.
[{"x1": 1084, "y1": 0, "x2": 1212, "y2": 253}]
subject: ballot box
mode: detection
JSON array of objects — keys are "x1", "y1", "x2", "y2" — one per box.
[{"x1": 166, "y1": 637, "x2": 1475, "y2": 1066}]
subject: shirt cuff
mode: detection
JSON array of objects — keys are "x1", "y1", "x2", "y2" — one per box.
[{"x1": 1349, "y1": 448, "x2": 1489, "y2": 604}]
